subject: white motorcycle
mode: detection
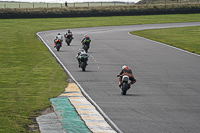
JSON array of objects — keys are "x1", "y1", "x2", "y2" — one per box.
[
  {"x1": 80, "y1": 56, "x2": 88, "y2": 71},
  {"x1": 117, "y1": 74, "x2": 130, "y2": 95}
]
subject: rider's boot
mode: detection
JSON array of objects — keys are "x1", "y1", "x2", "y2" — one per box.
[
  {"x1": 128, "y1": 83, "x2": 131, "y2": 89},
  {"x1": 119, "y1": 77, "x2": 122, "y2": 88},
  {"x1": 119, "y1": 82, "x2": 122, "y2": 88}
]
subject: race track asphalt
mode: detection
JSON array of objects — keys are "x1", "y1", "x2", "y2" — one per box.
[{"x1": 38, "y1": 22, "x2": 200, "y2": 133}]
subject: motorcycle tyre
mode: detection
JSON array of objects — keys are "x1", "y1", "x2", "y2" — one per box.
[
  {"x1": 83, "y1": 45, "x2": 89, "y2": 53},
  {"x1": 56, "y1": 43, "x2": 61, "y2": 51},
  {"x1": 80, "y1": 61, "x2": 86, "y2": 71},
  {"x1": 66, "y1": 38, "x2": 71, "y2": 46},
  {"x1": 121, "y1": 83, "x2": 128, "y2": 95}
]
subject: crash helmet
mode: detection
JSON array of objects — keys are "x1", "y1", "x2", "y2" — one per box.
[
  {"x1": 79, "y1": 48, "x2": 85, "y2": 52},
  {"x1": 122, "y1": 65, "x2": 127, "y2": 70},
  {"x1": 68, "y1": 30, "x2": 70, "y2": 33},
  {"x1": 85, "y1": 34, "x2": 89, "y2": 39},
  {"x1": 84, "y1": 34, "x2": 89, "y2": 38},
  {"x1": 58, "y1": 33, "x2": 61, "y2": 35}
]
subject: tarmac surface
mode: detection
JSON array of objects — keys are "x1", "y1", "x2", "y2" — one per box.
[{"x1": 37, "y1": 22, "x2": 200, "y2": 133}]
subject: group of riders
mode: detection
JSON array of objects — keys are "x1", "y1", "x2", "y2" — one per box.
[{"x1": 54, "y1": 30, "x2": 136, "y2": 89}]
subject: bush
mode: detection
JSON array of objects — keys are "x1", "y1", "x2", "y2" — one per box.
[{"x1": 0, "y1": 3, "x2": 200, "y2": 18}]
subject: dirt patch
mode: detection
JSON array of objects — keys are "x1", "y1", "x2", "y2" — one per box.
[
  {"x1": 40, "y1": 106, "x2": 54, "y2": 115},
  {"x1": 29, "y1": 123, "x2": 39, "y2": 132}
]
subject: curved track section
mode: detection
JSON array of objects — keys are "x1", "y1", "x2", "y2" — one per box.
[{"x1": 38, "y1": 22, "x2": 200, "y2": 133}]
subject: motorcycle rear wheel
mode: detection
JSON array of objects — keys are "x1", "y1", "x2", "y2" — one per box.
[
  {"x1": 121, "y1": 83, "x2": 128, "y2": 95},
  {"x1": 80, "y1": 61, "x2": 86, "y2": 71},
  {"x1": 66, "y1": 39, "x2": 71, "y2": 46},
  {"x1": 83, "y1": 45, "x2": 89, "y2": 53},
  {"x1": 56, "y1": 43, "x2": 61, "y2": 51}
]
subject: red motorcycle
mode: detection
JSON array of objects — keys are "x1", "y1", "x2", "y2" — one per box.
[{"x1": 54, "y1": 39, "x2": 62, "y2": 51}]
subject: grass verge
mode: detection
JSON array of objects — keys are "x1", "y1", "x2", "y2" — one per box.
[
  {"x1": 130, "y1": 26, "x2": 200, "y2": 55},
  {"x1": 0, "y1": 14, "x2": 200, "y2": 132}
]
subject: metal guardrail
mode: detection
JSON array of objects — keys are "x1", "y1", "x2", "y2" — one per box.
[{"x1": 0, "y1": 2, "x2": 133, "y2": 8}]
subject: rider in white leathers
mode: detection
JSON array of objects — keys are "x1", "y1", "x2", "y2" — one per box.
[
  {"x1": 76, "y1": 49, "x2": 89, "y2": 67},
  {"x1": 54, "y1": 33, "x2": 63, "y2": 47}
]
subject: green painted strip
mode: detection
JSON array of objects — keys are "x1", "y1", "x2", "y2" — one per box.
[{"x1": 50, "y1": 97, "x2": 91, "y2": 133}]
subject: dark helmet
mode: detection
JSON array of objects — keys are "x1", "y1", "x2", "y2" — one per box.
[
  {"x1": 68, "y1": 30, "x2": 70, "y2": 33},
  {"x1": 58, "y1": 33, "x2": 60, "y2": 35}
]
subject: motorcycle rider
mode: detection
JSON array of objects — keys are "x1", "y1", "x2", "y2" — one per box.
[
  {"x1": 64, "y1": 29, "x2": 73, "y2": 39},
  {"x1": 118, "y1": 65, "x2": 136, "y2": 88},
  {"x1": 81, "y1": 34, "x2": 91, "y2": 49},
  {"x1": 54, "y1": 33, "x2": 63, "y2": 48},
  {"x1": 76, "y1": 49, "x2": 89, "y2": 67}
]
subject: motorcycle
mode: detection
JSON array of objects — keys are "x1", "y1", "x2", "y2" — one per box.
[
  {"x1": 117, "y1": 74, "x2": 130, "y2": 95},
  {"x1": 55, "y1": 39, "x2": 62, "y2": 51},
  {"x1": 80, "y1": 56, "x2": 88, "y2": 71},
  {"x1": 65, "y1": 35, "x2": 73, "y2": 46}
]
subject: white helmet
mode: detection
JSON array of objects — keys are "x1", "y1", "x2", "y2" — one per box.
[
  {"x1": 122, "y1": 65, "x2": 127, "y2": 69},
  {"x1": 79, "y1": 48, "x2": 85, "y2": 52}
]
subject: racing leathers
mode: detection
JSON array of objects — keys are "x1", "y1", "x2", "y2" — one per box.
[
  {"x1": 64, "y1": 31, "x2": 73, "y2": 39},
  {"x1": 81, "y1": 35, "x2": 91, "y2": 48},
  {"x1": 118, "y1": 66, "x2": 136, "y2": 88},
  {"x1": 54, "y1": 34, "x2": 63, "y2": 47},
  {"x1": 76, "y1": 49, "x2": 89, "y2": 67}
]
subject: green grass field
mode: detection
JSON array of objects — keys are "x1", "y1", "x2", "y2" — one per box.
[
  {"x1": 131, "y1": 26, "x2": 200, "y2": 55},
  {"x1": 0, "y1": 14, "x2": 200, "y2": 132}
]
